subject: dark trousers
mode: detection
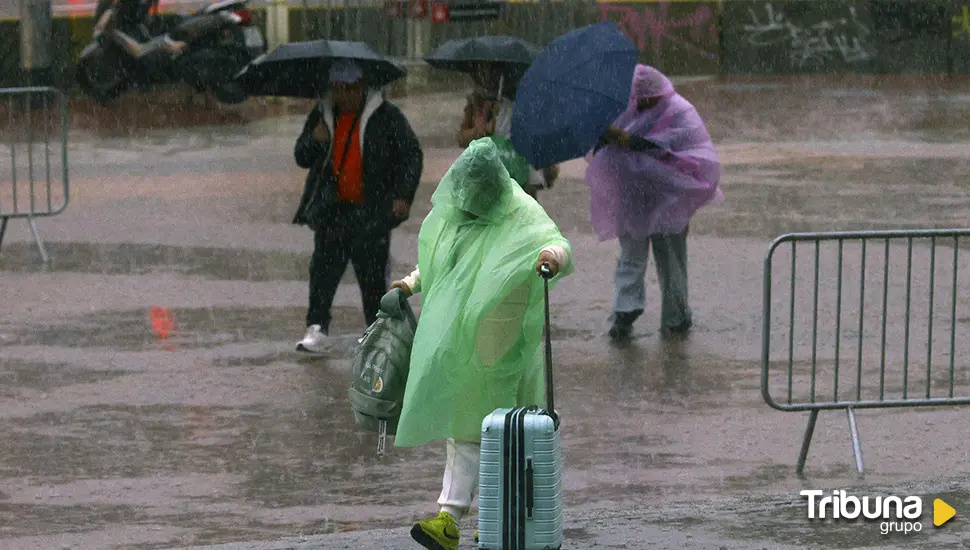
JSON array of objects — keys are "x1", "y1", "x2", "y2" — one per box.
[{"x1": 306, "y1": 215, "x2": 391, "y2": 332}]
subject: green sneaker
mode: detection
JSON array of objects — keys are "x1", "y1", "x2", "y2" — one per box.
[
  {"x1": 410, "y1": 511, "x2": 460, "y2": 550},
  {"x1": 474, "y1": 529, "x2": 479, "y2": 543}
]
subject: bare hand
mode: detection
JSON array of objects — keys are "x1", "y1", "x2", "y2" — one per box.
[
  {"x1": 603, "y1": 125, "x2": 628, "y2": 146},
  {"x1": 393, "y1": 199, "x2": 411, "y2": 220},
  {"x1": 312, "y1": 120, "x2": 329, "y2": 142},
  {"x1": 389, "y1": 280, "x2": 412, "y2": 297},
  {"x1": 536, "y1": 250, "x2": 560, "y2": 278},
  {"x1": 602, "y1": 124, "x2": 621, "y2": 139}
]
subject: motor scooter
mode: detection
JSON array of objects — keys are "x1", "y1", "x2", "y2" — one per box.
[{"x1": 76, "y1": 0, "x2": 266, "y2": 105}]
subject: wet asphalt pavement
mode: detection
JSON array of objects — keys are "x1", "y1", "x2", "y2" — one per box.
[{"x1": 2, "y1": 78, "x2": 970, "y2": 549}]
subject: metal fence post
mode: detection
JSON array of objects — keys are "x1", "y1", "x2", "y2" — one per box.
[
  {"x1": 762, "y1": 228, "x2": 970, "y2": 476},
  {"x1": 1, "y1": 87, "x2": 69, "y2": 264},
  {"x1": 266, "y1": 0, "x2": 291, "y2": 51},
  {"x1": 19, "y1": 0, "x2": 53, "y2": 88}
]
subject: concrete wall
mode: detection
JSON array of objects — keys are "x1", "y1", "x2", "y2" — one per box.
[{"x1": 3, "y1": 0, "x2": 970, "y2": 91}]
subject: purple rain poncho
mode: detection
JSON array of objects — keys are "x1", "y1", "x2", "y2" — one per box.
[{"x1": 584, "y1": 65, "x2": 723, "y2": 241}]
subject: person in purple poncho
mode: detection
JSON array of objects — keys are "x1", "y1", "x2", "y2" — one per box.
[{"x1": 585, "y1": 64, "x2": 723, "y2": 340}]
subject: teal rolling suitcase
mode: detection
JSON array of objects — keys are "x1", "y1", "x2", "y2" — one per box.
[{"x1": 478, "y1": 265, "x2": 564, "y2": 550}]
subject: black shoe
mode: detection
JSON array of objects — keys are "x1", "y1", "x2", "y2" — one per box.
[
  {"x1": 608, "y1": 322, "x2": 633, "y2": 341},
  {"x1": 662, "y1": 319, "x2": 693, "y2": 338},
  {"x1": 608, "y1": 310, "x2": 642, "y2": 341}
]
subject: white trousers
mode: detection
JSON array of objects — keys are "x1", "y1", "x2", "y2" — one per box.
[{"x1": 438, "y1": 438, "x2": 481, "y2": 521}]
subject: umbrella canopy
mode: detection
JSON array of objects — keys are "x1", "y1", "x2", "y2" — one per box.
[
  {"x1": 424, "y1": 35, "x2": 540, "y2": 73},
  {"x1": 235, "y1": 39, "x2": 407, "y2": 98},
  {"x1": 510, "y1": 22, "x2": 638, "y2": 168},
  {"x1": 425, "y1": 36, "x2": 540, "y2": 99}
]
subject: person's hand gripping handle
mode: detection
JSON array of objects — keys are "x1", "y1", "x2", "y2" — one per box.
[{"x1": 536, "y1": 249, "x2": 560, "y2": 278}]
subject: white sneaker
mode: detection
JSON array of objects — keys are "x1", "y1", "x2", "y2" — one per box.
[{"x1": 296, "y1": 324, "x2": 329, "y2": 354}]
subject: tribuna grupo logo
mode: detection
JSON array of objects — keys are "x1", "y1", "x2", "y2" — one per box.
[{"x1": 801, "y1": 490, "x2": 923, "y2": 535}]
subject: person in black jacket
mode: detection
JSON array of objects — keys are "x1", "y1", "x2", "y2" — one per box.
[{"x1": 293, "y1": 59, "x2": 423, "y2": 354}]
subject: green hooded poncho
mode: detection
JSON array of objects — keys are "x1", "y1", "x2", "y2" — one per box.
[
  {"x1": 393, "y1": 138, "x2": 574, "y2": 447},
  {"x1": 487, "y1": 135, "x2": 532, "y2": 191}
]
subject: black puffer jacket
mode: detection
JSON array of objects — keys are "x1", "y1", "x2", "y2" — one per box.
[{"x1": 292, "y1": 90, "x2": 423, "y2": 232}]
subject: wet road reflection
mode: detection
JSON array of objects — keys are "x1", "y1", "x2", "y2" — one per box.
[
  {"x1": 0, "y1": 242, "x2": 415, "y2": 282},
  {"x1": 3, "y1": 81, "x2": 970, "y2": 548},
  {"x1": 3, "y1": 306, "x2": 367, "y2": 351}
]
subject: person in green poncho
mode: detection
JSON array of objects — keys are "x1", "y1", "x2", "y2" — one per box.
[{"x1": 388, "y1": 138, "x2": 574, "y2": 550}]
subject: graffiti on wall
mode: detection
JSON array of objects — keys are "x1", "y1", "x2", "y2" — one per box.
[
  {"x1": 953, "y1": 6, "x2": 970, "y2": 38},
  {"x1": 740, "y1": 2, "x2": 873, "y2": 68},
  {"x1": 599, "y1": 1, "x2": 718, "y2": 67}
]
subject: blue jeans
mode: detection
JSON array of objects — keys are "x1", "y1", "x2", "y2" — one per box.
[{"x1": 612, "y1": 229, "x2": 692, "y2": 329}]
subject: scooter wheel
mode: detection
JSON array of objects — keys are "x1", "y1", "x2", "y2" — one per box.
[
  {"x1": 79, "y1": 73, "x2": 126, "y2": 105},
  {"x1": 76, "y1": 47, "x2": 128, "y2": 105},
  {"x1": 77, "y1": 73, "x2": 126, "y2": 106}
]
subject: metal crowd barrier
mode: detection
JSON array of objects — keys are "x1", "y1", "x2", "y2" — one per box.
[
  {"x1": 761, "y1": 229, "x2": 970, "y2": 475},
  {"x1": 0, "y1": 86, "x2": 69, "y2": 263}
]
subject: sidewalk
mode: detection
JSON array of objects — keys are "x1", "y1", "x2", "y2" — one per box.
[{"x1": 184, "y1": 483, "x2": 967, "y2": 550}]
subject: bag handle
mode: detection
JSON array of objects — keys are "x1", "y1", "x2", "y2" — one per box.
[
  {"x1": 379, "y1": 287, "x2": 418, "y2": 331},
  {"x1": 539, "y1": 263, "x2": 558, "y2": 429}
]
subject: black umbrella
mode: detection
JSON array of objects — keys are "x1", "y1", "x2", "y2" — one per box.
[
  {"x1": 424, "y1": 35, "x2": 540, "y2": 98},
  {"x1": 424, "y1": 36, "x2": 541, "y2": 72},
  {"x1": 235, "y1": 39, "x2": 407, "y2": 98}
]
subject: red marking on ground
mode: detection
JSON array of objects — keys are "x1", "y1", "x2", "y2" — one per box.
[{"x1": 149, "y1": 307, "x2": 176, "y2": 340}]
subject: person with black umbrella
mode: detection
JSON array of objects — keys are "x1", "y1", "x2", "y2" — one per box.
[
  {"x1": 293, "y1": 59, "x2": 424, "y2": 354},
  {"x1": 455, "y1": 62, "x2": 508, "y2": 146},
  {"x1": 455, "y1": 62, "x2": 559, "y2": 199},
  {"x1": 423, "y1": 36, "x2": 559, "y2": 200}
]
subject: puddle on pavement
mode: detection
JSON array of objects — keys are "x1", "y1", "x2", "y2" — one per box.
[
  {"x1": 693, "y1": 157, "x2": 970, "y2": 238},
  {"x1": 1, "y1": 403, "x2": 332, "y2": 482},
  {"x1": 5, "y1": 86, "x2": 970, "y2": 548},
  {"x1": 0, "y1": 242, "x2": 307, "y2": 280},
  {"x1": 210, "y1": 351, "x2": 289, "y2": 368},
  {"x1": 0, "y1": 501, "x2": 137, "y2": 537},
  {"x1": 0, "y1": 323, "x2": 776, "y2": 546},
  {"x1": 545, "y1": 155, "x2": 970, "y2": 242},
  {"x1": 0, "y1": 318, "x2": 959, "y2": 547},
  {"x1": 3, "y1": 304, "x2": 697, "y2": 356},
  {"x1": 0, "y1": 242, "x2": 415, "y2": 282},
  {"x1": 0, "y1": 360, "x2": 129, "y2": 398},
  {"x1": 3, "y1": 305, "x2": 365, "y2": 351},
  {"x1": 724, "y1": 463, "x2": 860, "y2": 491},
  {"x1": 0, "y1": 384, "x2": 448, "y2": 542},
  {"x1": 589, "y1": 338, "x2": 760, "y2": 407}
]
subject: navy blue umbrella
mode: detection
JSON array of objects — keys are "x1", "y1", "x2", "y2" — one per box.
[
  {"x1": 510, "y1": 22, "x2": 639, "y2": 168},
  {"x1": 235, "y1": 39, "x2": 406, "y2": 98}
]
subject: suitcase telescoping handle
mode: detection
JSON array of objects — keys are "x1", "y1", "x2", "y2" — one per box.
[{"x1": 539, "y1": 263, "x2": 559, "y2": 429}]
